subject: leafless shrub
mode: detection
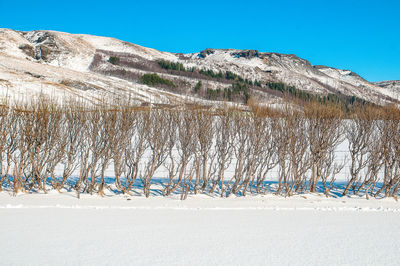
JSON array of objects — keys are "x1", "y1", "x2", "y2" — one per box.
[
  {"x1": 209, "y1": 108, "x2": 234, "y2": 196},
  {"x1": 163, "y1": 109, "x2": 198, "y2": 199},
  {"x1": 374, "y1": 106, "x2": 400, "y2": 198},
  {"x1": 53, "y1": 101, "x2": 84, "y2": 191},
  {"x1": 0, "y1": 96, "x2": 399, "y2": 200},
  {"x1": 107, "y1": 103, "x2": 136, "y2": 193},
  {"x1": 305, "y1": 102, "x2": 344, "y2": 195},
  {"x1": 285, "y1": 108, "x2": 309, "y2": 196},
  {"x1": 247, "y1": 102, "x2": 280, "y2": 194},
  {"x1": 275, "y1": 105, "x2": 308, "y2": 196},
  {"x1": 142, "y1": 108, "x2": 173, "y2": 197},
  {"x1": 358, "y1": 118, "x2": 383, "y2": 199},
  {"x1": 0, "y1": 106, "x2": 17, "y2": 191},
  {"x1": 76, "y1": 105, "x2": 109, "y2": 196},
  {"x1": 122, "y1": 109, "x2": 150, "y2": 194},
  {"x1": 11, "y1": 103, "x2": 34, "y2": 194},
  {"x1": 343, "y1": 106, "x2": 376, "y2": 196},
  {"x1": 192, "y1": 108, "x2": 217, "y2": 194},
  {"x1": 228, "y1": 112, "x2": 251, "y2": 196}
]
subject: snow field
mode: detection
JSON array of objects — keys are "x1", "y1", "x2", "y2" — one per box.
[{"x1": 1, "y1": 192, "x2": 400, "y2": 266}]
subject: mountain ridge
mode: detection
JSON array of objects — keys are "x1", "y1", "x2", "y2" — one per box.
[{"x1": 0, "y1": 28, "x2": 398, "y2": 107}]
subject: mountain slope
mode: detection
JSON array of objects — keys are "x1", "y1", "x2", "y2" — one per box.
[
  {"x1": 0, "y1": 28, "x2": 398, "y2": 106},
  {"x1": 373, "y1": 80, "x2": 400, "y2": 101}
]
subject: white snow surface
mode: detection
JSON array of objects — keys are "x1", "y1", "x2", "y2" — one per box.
[{"x1": 1, "y1": 191, "x2": 399, "y2": 266}]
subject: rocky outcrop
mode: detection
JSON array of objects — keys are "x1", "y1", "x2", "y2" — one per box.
[
  {"x1": 198, "y1": 48, "x2": 215, "y2": 58},
  {"x1": 232, "y1": 50, "x2": 259, "y2": 59},
  {"x1": 18, "y1": 44, "x2": 34, "y2": 58},
  {"x1": 20, "y1": 31, "x2": 63, "y2": 62}
]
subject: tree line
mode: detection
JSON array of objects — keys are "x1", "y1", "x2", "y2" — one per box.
[{"x1": 0, "y1": 98, "x2": 399, "y2": 200}]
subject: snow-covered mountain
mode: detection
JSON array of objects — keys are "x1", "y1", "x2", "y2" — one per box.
[
  {"x1": 0, "y1": 28, "x2": 398, "y2": 106},
  {"x1": 373, "y1": 80, "x2": 400, "y2": 101}
]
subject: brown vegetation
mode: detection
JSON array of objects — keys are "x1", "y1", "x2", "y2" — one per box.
[{"x1": 0, "y1": 97, "x2": 399, "y2": 199}]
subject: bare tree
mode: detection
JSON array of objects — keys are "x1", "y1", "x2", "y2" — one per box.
[
  {"x1": 163, "y1": 109, "x2": 198, "y2": 199},
  {"x1": 375, "y1": 106, "x2": 400, "y2": 198},
  {"x1": 3, "y1": 95, "x2": 400, "y2": 200},
  {"x1": 305, "y1": 102, "x2": 344, "y2": 194},
  {"x1": 10, "y1": 104, "x2": 31, "y2": 194},
  {"x1": 192, "y1": 108, "x2": 217, "y2": 194},
  {"x1": 108, "y1": 102, "x2": 138, "y2": 193},
  {"x1": 285, "y1": 109, "x2": 309, "y2": 196},
  {"x1": 275, "y1": 106, "x2": 292, "y2": 195},
  {"x1": 209, "y1": 109, "x2": 234, "y2": 196},
  {"x1": 232, "y1": 112, "x2": 269, "y2": 196},
  {"x1": 0, "y1": 106, "x2": 13, "y2": 190},
  {"x1": 356, "y1": 118, "x2": 383, "y2": 199},
  {"x1": 228, "y1": 112, "x2": 251, "y2": 196},
  {"x1": 248, "y1": 105, "x2": 279, "y2": 194},
  {"x1": 142, "y1": 108, "x2": 173, "y2": 197},
  {"x1": 120, "y1": 109, "x2": 150, "y2": 194},
  {"x1": 53, "y1": 101, "x2": 84, "y2": 191},
  {"x1": 343, "y1": 106, "x2": 375, "y2": 196}
]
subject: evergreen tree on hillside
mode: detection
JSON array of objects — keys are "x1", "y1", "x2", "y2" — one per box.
[{"x1": 194, "y1": 81, "x2": 202, "y2": 93}]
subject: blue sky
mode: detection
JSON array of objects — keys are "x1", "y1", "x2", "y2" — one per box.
[{"x1": 1, "y1": 0, "x2": 399, "y2": 81}]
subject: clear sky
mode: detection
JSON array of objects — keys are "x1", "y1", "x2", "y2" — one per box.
[{"x1": 1, "y1": 0, "x2": 399, "y2": 81}]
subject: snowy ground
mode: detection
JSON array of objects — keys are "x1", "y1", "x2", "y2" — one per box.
[{"x1": 1, "y1": 192, "x2": 400, "y2": 266}]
